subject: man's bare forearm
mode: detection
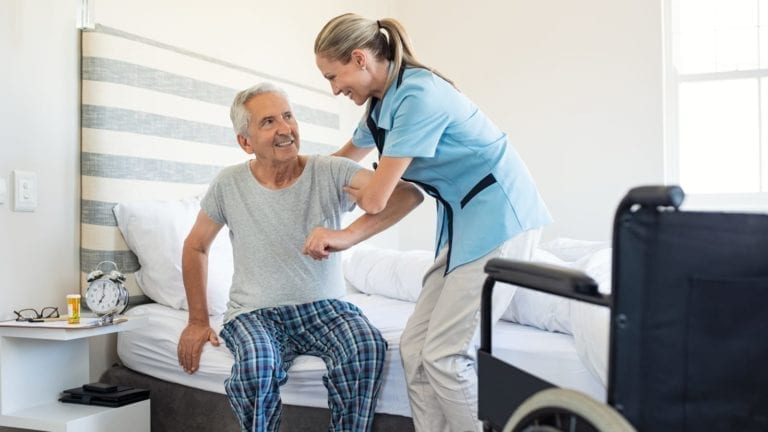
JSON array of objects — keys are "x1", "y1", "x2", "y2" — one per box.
[{"x1": 182, "y1": 242, "x2": 211, "y2": 326}]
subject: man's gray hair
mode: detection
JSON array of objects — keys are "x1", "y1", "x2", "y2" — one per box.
[{"x1": 230, "y1": 83, "x2": 290, "y2": 136}]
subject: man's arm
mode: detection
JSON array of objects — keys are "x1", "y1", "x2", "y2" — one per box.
[
  {"x1": 178, "y1": 210, "x2": 224, "y2": 374},
  {"x1": 303, "y1": 168, "x2": 423, "y2": 260}
]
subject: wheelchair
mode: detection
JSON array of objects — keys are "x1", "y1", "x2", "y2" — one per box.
[{"x1": 479, "y1": 186, "x2": 768, "y2": 432}]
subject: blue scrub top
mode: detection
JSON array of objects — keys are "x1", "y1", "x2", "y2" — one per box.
[{"x1": 352, "y1": 67, "x2": 552, "y2": 273}]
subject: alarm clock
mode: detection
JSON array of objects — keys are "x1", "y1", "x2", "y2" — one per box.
[{"x1": 85, "y1": 261, "x2": 128, "y2": 324}]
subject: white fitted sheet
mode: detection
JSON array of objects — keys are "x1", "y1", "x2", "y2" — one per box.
[{"x1": 118, "y1": 293, "x2": 605, "y2": 418}]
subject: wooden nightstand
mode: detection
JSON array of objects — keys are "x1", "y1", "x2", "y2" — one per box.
[{"x1": 0, "y1": 316, "x2": 149, "y2": 432}]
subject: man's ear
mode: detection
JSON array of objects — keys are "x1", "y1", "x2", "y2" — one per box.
[{"x1": 237, "y1": 134, "x2": 254, "y2": 154}]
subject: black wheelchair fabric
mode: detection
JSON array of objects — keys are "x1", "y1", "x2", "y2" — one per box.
[{"x1": 610, "y1": 210, "x2": 768, "y2": 431}]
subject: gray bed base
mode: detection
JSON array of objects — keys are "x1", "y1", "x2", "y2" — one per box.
[{"x1": 100, "y1": 364, "x2": 415, "y2": 431}]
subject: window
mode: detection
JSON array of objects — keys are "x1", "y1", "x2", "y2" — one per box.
[{"x1": 665, "y1": 0, "x2": 768, "y2": 209}]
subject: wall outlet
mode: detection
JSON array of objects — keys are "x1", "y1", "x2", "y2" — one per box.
[{"x1": 13, "y1": 170, "x2": 37, "y2": 212}]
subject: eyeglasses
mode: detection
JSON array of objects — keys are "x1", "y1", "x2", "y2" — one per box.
[{"x1": 14, "y1": 307, "x2": 60, "y2": 322}]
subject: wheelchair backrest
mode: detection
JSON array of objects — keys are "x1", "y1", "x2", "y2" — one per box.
[{"x1": 608, "y1": 198, "x2": 768, "y2": 431}]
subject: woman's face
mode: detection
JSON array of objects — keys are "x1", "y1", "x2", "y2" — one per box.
[{"x1": 316, "y1": 53, "x2": 372, "y2": 106}]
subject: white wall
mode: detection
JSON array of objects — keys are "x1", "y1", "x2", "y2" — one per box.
[
  {"x1": 393, "y1": 0, "x2": 665, "y2": 243},
  {"x1": 0, "y1": 0, "x2": 81, "y2": 319},
  {"x1": 0, "y1": 0, "x2": 85, "y2": 387}
]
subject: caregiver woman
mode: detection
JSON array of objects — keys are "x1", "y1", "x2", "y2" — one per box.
[{"x1": 315, "y1": 13, "x2": 552, "y2": 432}]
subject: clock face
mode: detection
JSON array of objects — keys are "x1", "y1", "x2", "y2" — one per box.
[{"x1": 85, "y1": 278, "x2": 123, "y2": 315}]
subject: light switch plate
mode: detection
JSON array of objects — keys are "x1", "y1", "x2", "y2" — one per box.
[{"x1": 13, "y1": 170, "x2": 37, "y2": 212}]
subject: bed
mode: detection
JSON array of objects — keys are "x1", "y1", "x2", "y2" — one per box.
[
  {"x1": 79, "y1": 23, "x2": 612, "y2": 432},
  {"x1": 101, "y1": 192, "x2": 612, "y2": 431}
]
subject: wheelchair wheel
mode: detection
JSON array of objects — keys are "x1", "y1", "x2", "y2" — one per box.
[{"x1": 502, "y1": 388, "x2": 635, "y2": 432}]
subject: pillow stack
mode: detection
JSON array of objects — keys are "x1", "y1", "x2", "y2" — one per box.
[{"x1": 113, "y1": 197, "x2": 233, "y2": 315}]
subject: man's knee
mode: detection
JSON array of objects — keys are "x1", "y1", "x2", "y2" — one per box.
[{"x1": 354, "y1": 323, "x2": 387, "y2": 359}]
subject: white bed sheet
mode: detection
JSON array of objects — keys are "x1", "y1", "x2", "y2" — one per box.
[{"x1": 118, "y1": 293, "x2": 605, "y2": 418}]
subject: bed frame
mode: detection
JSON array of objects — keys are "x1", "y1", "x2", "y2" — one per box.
[
  {"x1": 479, "y1": 186, "x2": 768, "y2": 431},
  {"x1": 100, "y1": 365, "x2": 414, "y2": 432}
]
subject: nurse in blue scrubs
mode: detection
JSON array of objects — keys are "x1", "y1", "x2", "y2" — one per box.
[{"x1": 315, "y1": 13, "x2": 552, "y2": 432}]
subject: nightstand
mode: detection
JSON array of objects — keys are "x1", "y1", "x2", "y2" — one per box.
[{"x1": 0, "y1": 316, "x2": 150, "y2": 432}]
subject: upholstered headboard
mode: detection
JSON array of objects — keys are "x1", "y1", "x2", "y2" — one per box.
[{"x1": 80, "y1": 25, "x2": 342, "y2": 299}]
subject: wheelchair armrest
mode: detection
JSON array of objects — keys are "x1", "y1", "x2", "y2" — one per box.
[
  {"x1": 484, "y1": 258, "x2": 610, "y2": 306},
  {"x1": 480, "y1": 258, "x2": 611, "y2": 354}
]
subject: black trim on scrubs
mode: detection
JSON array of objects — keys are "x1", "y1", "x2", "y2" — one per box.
[
  {"x1": 402, "y1": 177, "x2": 454, "y2": 272},
  {"x1": 460, "y1": 173, "x2": 497, "y2": 209}
]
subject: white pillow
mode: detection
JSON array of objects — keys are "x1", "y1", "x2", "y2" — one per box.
[
  {"x1": 113, "y1": 197, "x2": 233, "y2": 315},
  {"x1": 539, "y1": 237, "x2": 610, "y2": 263},
  {"x1": 343, "y1": 247, "x2": 433, "y2": 302},
  {"x1": 500, "y1": 240, "x2": 613, "y2": 334},
  {"x1": 500, "y1": 249, "x2": 573, "y2": 333}
]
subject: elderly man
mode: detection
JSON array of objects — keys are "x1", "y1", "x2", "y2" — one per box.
[{"x1": 177, "y1": 82, "x2": 423, "y2": 432}]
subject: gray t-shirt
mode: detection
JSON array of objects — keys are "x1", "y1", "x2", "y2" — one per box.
[{"x1": 201, "y1": 155, "x2": 362, "y2": 322}]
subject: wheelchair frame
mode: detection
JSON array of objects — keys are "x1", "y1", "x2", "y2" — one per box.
[{"x1": 478, "y1": 185, "x2": 768, "y2": 431}]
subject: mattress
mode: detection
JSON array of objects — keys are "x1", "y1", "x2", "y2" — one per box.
[{"x1": 118, "y1": 293, "x2": 605, "y2": 418}]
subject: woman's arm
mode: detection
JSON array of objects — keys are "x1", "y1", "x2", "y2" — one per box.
[
  {"x1": 302, "y1": 167, "x2": 423, "y2": 259},
  {"x1": 344, "y1": 156, "x2": 413, "y2": 214},
  {"x1": 333, "y1": 139, "x2": 374, "y2": 162}
]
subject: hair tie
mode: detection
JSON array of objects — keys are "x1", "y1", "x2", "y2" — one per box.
[{"x1": 377, "y1": 20, "x2": 382, "y2": 29}]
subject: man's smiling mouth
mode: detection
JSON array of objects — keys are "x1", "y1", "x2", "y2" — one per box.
[{"x1": 274, "y1": 138, "x2": 294, "y2": 148}]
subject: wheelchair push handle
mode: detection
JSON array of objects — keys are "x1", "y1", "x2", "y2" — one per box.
[{"x1": 620, "y1": 185, "x2": 684, "y2": 214}]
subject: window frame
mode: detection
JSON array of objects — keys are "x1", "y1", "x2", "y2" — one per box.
[{"x1": 663, "y1": 0, "x2": 768, "y2": 211}]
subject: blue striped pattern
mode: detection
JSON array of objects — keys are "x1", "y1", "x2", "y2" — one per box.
[{"x1": 220, "y1": 299, "x2": 387, "y2": 432}]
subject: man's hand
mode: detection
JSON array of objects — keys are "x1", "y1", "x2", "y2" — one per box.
[
  {"x1": 303, "y1": 226, "x2": 354, "y2": 260},
  {"x1": 178, "y1": 322, "x2": 220, "y2": 374}
]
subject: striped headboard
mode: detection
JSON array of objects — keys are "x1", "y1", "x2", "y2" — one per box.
[{"x1": 80, "y1": 25, "x2": 342, "y2": 299}]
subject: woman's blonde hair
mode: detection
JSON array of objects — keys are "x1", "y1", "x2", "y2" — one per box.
[{"x1": 314, "y1": 13, "x2": 454, "y2": 97}]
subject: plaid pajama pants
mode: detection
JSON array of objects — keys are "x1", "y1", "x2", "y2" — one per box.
[{"x1": 219, "y1": 299, "x2": 387, "y2": 432}]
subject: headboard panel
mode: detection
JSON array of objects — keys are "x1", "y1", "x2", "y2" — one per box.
[{"x1": 80, "y1": 25, "x2": 342, "y2": 298}]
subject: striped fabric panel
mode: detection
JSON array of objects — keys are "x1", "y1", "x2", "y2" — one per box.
[{"x1": 80, "y1": 24, "x2": 343, "y2": 297}]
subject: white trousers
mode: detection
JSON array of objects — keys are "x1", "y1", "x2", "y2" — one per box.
[{"x1": 400, "y1": 229, "x2": 541, "y2": 432}]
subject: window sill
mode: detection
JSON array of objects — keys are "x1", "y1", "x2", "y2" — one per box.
[{"x1": 680, "y1": 192, "x2": 768, "y2": 213}]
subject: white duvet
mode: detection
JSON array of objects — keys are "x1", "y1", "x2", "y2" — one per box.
[{"x1": 343, "y1": 238, "x2": 613, "y2": 388}]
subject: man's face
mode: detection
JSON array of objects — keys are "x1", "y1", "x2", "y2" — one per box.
[{"x1": 239, "y1": 92, "x2": 300, "y2": 161}]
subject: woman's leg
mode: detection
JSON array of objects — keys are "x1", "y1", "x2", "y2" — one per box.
[
  {"x1": 400, "y1": 248, "x2": 451, "y2": 432},
  {"x1": 410, "y1": 229, "x2": 541, "y2": 432}
]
